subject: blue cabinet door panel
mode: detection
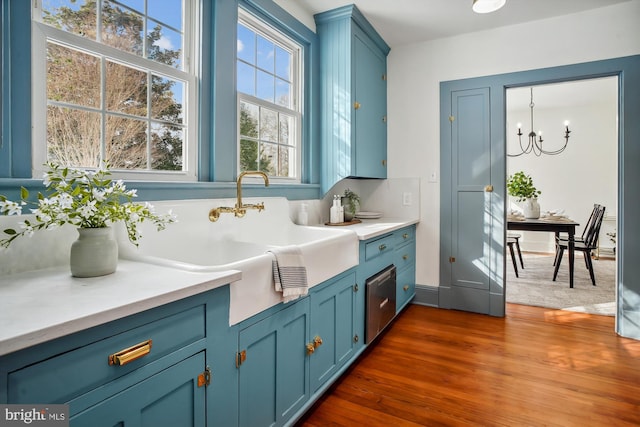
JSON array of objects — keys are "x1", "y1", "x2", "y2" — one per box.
[
  {"x1": 238, "y1": 299, "x2": 309, "y2": 427},
  {"x1": 71, "y1": 352, "x2": 206, "y2": 427},
  {"x1": 309, "y1": 272, "x2": 357, "y2": 393}
]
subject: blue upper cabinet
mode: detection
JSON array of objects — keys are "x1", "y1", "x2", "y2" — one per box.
[{"x1": 315, "y1": 5, "x2": 390, "y2": 194}]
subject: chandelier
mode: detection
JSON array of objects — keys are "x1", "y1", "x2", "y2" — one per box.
[{"x1": 508, "y1": 87, "x2": 571, "y2": 157}]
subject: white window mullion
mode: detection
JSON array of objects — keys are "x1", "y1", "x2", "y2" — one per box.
[{"x1": 100, "y1": 56, "x2": 107, "y2": 161}]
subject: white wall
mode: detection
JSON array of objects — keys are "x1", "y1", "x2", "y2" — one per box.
[{"x1": 387, "y1": 1, "x2": 640, "y2": 286}]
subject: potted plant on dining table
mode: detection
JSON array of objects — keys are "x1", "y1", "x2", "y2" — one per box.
[{"x1": 507, "y1": 171, "x2": 542, "y2": 219}]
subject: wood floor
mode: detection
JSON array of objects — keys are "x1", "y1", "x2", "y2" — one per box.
[{"x1": 295, "y1": 304, "x2": 640, "y2": 427}]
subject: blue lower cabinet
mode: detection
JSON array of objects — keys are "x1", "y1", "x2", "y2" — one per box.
[
  {"x1": 237, "y1": 299, "x2": 310, "y2": 427},
  {"x1": 0, "y1": 286, "x2": 231, "y2": 427},
  {"x1": 71, "y1": 352, "x2": 206, "y2": 427},
  {"x1": 397, "y1": 266, "x2": 416, "y2": 313},
  {"x1": 309, "y1": 271, "x2": 359, "y2": 393}
]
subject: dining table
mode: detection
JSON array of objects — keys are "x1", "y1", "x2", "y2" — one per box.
[{"x1": 507, "y1": 217, "x2": 580, "y2": 288}]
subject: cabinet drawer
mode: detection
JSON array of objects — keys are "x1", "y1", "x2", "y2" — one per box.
[
  {"x1": 395, "y1": 227, "x2": 415, "y2": 247},
  {"x1": 395, "y1": 241, "x2": 415, "y2": 272},
  {"x1": 9, "y1": 305, "x2": 206, "y2": 404},
  {"x1": 364, "y1": 234, "x2": 395, "y2": 262},
  {"x1": 396, "y1": 267, "x2": 416, "y2": 312}
]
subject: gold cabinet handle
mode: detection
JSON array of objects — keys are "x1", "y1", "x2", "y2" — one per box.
[
  {"x1": 403, "y1": 285, "x2": 409, "y2": 291},
  {"x1": 485, "y1": 185, "x2": 494, "y2": 192},
  {"x1": 402, "y1": 254, "x2": 409, "y2": 260},
  {"x1": 306, "y1": 343, "x2": 315, "y2": 355},
  {"x1": 354, "y1": 101, "x2": 361, "y2": 110},
  {"x1": 379, "y1": 244, "x2": 387, "y2": 251},
  {"x1": 109, "y1": 339, "x2": 152, "y2": 366},
  {"x1": 313, "y1": 336, "x2": 323, "y2": 348},
  {"x1": 403, "y1": 233, "x2": 409, "y2": 239}
]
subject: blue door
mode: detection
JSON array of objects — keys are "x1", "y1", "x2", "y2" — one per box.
[{"x1": 441, "y1": 86, "x2": 504, "y2": 316}]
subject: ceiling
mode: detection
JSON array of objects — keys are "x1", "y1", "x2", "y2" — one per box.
[{"x1": 293, "y1": 0, "x2": 631, "y2": 47}]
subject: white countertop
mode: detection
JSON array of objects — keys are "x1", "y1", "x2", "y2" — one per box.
[
  {"x1": 321, "y1": 217, "x2": 419, "y2": 240},
  {"x1": 0, "y1": 260, "x2": 241, "y2": 356},
  {"x1": 0, "y1": 217, "x2": 417, "y2": 357}
]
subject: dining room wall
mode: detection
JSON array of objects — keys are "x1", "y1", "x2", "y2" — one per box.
[{"x1": 506, "y1": 78, "x2": 618, "y2": 253}]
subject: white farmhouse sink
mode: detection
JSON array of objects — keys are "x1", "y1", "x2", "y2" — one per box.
[{"x1": 117, "y1": 198, "x2": 358, "y2": 325}]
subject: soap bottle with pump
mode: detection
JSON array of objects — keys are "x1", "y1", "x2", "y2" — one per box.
[
  {"x1": 330, "y1": 195, "x2": 340, "y2": 224},
  {"x1": 298, "y1": 203, "x2": 308, "y2": 226}
]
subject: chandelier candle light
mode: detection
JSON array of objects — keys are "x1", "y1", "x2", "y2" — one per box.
[{"x1": 509, "y1": 87, "x2": 571, "y2": 157}]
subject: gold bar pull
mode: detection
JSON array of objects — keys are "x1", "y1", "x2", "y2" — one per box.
[{"x1": 108, "y1": 339, "x2": 152, "y2": 366}]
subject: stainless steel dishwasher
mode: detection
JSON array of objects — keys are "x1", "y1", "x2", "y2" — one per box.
[{"x1": 366, "y1": 265, "x2": 397, "y2": 343}]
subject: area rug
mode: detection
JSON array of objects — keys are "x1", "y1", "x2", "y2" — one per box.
[{"x1": 506, "y1": 253, "x2": 616, "y2": 316}]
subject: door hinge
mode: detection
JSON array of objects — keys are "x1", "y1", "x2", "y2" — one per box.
[
  {"x1": 449, "y1": 256, "x2": 456, "y2": 263},
  {"x1": 235, "y1": 350, "x2": 247, "y2": 368},
  {"x1": 449, "y1": 115, "x2": 455, "y2": 122},
  {"x1": 197, "y1": 366, "x2": 211, "y2": 387}
]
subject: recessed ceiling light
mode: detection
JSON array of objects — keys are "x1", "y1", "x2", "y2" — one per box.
[{"x1": 472, "y1": 0, "x2": 507, "y2": 14}]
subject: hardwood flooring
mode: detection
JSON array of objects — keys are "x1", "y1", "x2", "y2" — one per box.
[{"x1": 295, "y1": 304, "x2": 640, "y2": 427}]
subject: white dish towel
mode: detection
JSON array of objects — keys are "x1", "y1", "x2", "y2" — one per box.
[{"x1": 267, "y1": 246, "x2": 309, "y2": 303}]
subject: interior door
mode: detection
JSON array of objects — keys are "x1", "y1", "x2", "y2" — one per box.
[{"x1": 440, "y1": 86, "x2": 504, "y2": 316}]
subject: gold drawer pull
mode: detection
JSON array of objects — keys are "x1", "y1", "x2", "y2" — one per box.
[
  {"x1": 109, "y1": 339, "x2": 152, "y2": 366},
  {"x1": 403, "y1": 233, "x2": 409, "y2": 239},
  {"x1": 379, "y1": 244, "x2": 387, "y2": 251},
  {"x1": 402, "y1": 254, "x2": 409, "y2": 260},
  {"x1": 403, "y1": 285, "x2": 409, "y2": 291}
]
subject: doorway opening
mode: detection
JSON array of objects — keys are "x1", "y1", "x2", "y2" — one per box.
[{"x1": 505, "y1": 76, "x2": 618, "y2": 316}]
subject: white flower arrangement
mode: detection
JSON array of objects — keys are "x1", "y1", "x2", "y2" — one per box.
[{"x1": 0, "y1": 161, "x2": 177, "y2": 249}]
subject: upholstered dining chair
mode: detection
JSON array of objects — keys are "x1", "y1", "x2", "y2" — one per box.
[{"x1": 553, "y1": 205, "x2": 606, "y2": 286}]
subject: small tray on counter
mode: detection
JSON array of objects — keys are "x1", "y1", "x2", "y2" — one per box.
[{"x1": 324, "y1": 219, "x2": 362, "y2": 226}]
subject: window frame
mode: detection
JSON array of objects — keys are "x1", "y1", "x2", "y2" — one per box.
[
  {"x1": 30, "y1": 0, "x2": 200, "y2": 181},
  {"x1": 236, "y1": 8, "x2": 303, "y2": 184}
]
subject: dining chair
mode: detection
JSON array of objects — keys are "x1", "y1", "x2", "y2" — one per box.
[
  {"x1": 553, "y1": 205, "x2": 605, "y2": 286},
  {"x1": 507, "y1": 232, "x2": 524, "y2": 269},
  {"x1": 507, "y1": 236, "x2": 520, "y2": 278},
  {"x1": 553, "y1": 203, "x2": 601, "y2": 266}
]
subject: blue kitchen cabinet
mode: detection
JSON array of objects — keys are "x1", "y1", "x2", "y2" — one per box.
[
  {"x1": 395, "y1": 226, "x2": 417, "y2": 312},
  {"x1": 237, "y1": 298, "x2": 310, "y2": 427},
  {"x1": 0, "y1": 285, "x2": 234, "y2": 427},
  {"x1": 357, "y1": 225, "x2": 417, "y2": 321},
  {"x1": 309, "y1": 270, "x2": 360, "y2": 393},
  {"x1": 71, "y1": 352, "x2": 206, "y2": 426},
  {"x1": 315, "y1": 5, "x2": 391, "y2": 194}
]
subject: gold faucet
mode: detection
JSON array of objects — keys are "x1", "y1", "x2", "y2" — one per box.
[{"x1": 209, "y1": 171, "x2": 270, "y2": 222}]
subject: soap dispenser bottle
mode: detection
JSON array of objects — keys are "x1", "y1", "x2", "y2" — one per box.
[
  {"x1": 330, "y1": 195, "x2": 339, "y2": 224},
  {"x1": 298, "y1": 203, "x2": 308, "y2": 226}
]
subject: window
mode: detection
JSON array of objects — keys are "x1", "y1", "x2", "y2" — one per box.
[
  {"x1": 237, "y1": 9, "x2": 301, "y2": 181},
  {"x1": 31, "y1": 0, "x2": 198, "y2": 180}
]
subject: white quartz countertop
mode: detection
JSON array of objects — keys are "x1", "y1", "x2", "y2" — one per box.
[
  {"x1": 321, "y1": 217, "x2": 419, "y2": 240},
  {"x1": 0, "y1": 260, "x2": 241, "y2": 356}
]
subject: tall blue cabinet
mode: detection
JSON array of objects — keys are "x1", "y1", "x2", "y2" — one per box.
[{"x1": 315, "y1": 5, "x2": 391, "y2": 194}]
